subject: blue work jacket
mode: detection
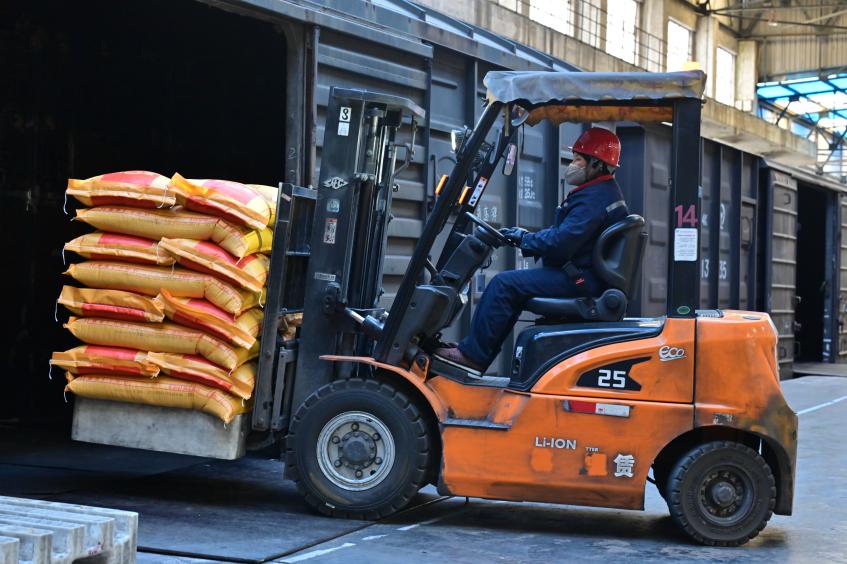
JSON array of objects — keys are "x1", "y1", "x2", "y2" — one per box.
[{"x1": 519, "y1": 175, "x2": 628, "y2": 269}]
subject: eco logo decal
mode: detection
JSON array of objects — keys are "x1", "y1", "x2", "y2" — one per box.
[{"x1": 658, "y1": 346, "x2": 686, "y2": 362}]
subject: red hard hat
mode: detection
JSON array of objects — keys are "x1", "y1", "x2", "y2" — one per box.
[{"x1": 571, "y1": 127, "x2": 621, "y2": 168}]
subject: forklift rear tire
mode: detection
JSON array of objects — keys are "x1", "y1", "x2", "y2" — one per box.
[
  {"x1": 666, "y1": 440, "x2": 776, "y2": 546},
  {"x1": 286, "y1": 378, "x2": 432, "y2": 519}
]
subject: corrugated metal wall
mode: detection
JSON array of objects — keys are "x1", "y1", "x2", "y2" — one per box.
[
  {"x1": 751, "y1": 4, "x2": 847, "y2": 79},
  {"x1": 759, "y1": 34, "x2": 847, "y2": 79}
]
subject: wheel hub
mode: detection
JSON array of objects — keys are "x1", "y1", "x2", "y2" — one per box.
[
  {"x1": 340, "y1": 431, "x2": 377, "y2": 467},
  {"x1": 698, "y1": 468, "x2": 751, "y2": 522},
  {"x1": 316, "y1": 411, "x2": 395, "y2": 491},
  {"x1": 710, "y1": 481, "x2": 737, "y2": 507}
]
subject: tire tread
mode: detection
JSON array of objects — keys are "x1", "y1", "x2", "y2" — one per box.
[
  {"x1": 666, "y1": 440, "x2": 775, "y2": 547},
  {"x1": 285, "y1": 378, "x2": 432, "y2": 520}
]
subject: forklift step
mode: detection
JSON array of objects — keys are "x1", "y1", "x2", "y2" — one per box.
[
  {"x1": 430, "y1": 356, "x2": 510, "y2": 388},
  {"x1": 442, "y1": 417, "x2": 511, "y2": 430}
]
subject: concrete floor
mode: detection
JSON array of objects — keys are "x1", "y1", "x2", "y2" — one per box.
[{"x1": 3, "y1": 376, "x2": 845, "y2": 564}]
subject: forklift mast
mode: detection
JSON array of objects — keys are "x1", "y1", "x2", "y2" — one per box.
[{"x1": 287, "y1": 88, "x2": 425, "y2": 414}]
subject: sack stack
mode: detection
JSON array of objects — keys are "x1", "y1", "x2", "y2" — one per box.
[{"x1": 53, "y1": 171, "x2": 289, "y2": 424}]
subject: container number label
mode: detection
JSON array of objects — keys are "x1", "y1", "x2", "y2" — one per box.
[
  {"x1": 339, "y1": 107, "x2": 351, "y2": 122},
  {"x1": 674, "y1": 204, "x2": 698, "y2": 227}
]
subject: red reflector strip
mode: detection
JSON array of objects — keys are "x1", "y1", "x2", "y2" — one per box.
[
  {"x1": 563, "y1": 400, "x2": 631, "y2": 418},
  {"x1": 563, "y1": 400, "x2": 596, "y2": 414}
]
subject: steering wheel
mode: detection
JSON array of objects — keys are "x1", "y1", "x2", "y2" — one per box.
[{"x1": 464, "y1": 212, "x2": 511, "y2": 246}]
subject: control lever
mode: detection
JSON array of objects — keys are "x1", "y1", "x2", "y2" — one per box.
[
  {"x1": 343, "y1": 308, "x2": 384, "y2": 339},
  {"x1": 323, "y1": 283, "x2": 384, "y2": 338}
]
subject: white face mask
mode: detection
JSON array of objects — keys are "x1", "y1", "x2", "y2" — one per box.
[{"x1": 565, "y1": 162, "x2": 587, "y2": 186}]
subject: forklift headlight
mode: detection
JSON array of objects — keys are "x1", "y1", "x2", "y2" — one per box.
[{"x1": 451, "y1": 127, "x2": 470, "y2": 153}]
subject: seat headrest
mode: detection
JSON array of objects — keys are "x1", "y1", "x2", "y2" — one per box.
[{"x1": 592, "y1": 214, "x2": 646, "y2": 292}]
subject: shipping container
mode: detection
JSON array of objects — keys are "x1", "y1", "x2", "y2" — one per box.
[
  {"x1": 2, "y1": 0, "x2": 842, "y2": 431},
  {"x1": 760, "y1": 162, "x2": 846, "y2": 377}
]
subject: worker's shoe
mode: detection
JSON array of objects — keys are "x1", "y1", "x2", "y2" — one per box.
[{"x1": 433, "y1": 347, "x2": 484, "y2": 374}]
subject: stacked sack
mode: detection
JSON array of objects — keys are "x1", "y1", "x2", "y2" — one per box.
[{"x1": 53, "y1": 170, "x2": 283, "y2": 424}]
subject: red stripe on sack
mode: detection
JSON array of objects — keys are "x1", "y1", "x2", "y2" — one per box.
[
  {"x1": 81, "y1": 303, "x2": 150, "y2": 321},
  {"x1": 185, "y1": 197, "x2": 249, "y2": 226},
  {"x1": 83, "y1": 345, "x2": 141, "y2": 360},
  {"x1": 76, "y1": 365, "x2": 143, "y2": 375},
  {"x1": 185, "y1": 299, "x2": 233, "y2": 322},
  {"x1": 172, "y1": 312, "x2": 231, "y2": 343},
  {"x1": 89, "y1": 253, "x2": 158, "y2": 265},
  {"x1": 192, "y1": 241, "x2": 238, "y2": 265},
  {"x1": 199, "y1": 179, "x2": 258, "y2": 205},
  {"x1": 97, "y1": 233, "x2": 156, "y2": 247},
  {"x1": 89, "y1": 196, "x2": 159, "y2": 208},
  {"x1": 100, "y1": 171, "x2": 163, "y2": 186},
  {"x1": 183, "y1": 354, "x2": 212, "y2": 365},
  {"x1": 177, "y1": 258, "x2": 241, "y2": 287},
  {"x1": 169, "y1": 371, "x2": 233, "y2": 391}
]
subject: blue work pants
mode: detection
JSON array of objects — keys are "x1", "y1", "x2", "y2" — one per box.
[{"x1": 458, "y1": 267, "x2": 599, "y2": 369}]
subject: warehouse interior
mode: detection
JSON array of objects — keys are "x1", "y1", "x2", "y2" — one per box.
[
  {"x1": 795, "y1": 184, "x2": 834, "y2": 363},
  {"x1": 0, "y1": 0, "x2": 288, "y2": 426}
]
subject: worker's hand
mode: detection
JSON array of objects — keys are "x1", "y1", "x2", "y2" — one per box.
[{"x1": 499, "y1": 226, "x2": 528, "y2": 246}]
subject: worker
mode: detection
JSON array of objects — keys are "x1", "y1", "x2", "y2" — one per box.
[{"x1": 434, "y1": 127, "x2": 629, "y2": 372}]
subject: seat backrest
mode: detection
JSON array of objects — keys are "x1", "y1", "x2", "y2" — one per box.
[{"x1": 592, "y1": 214, "x2": 647, "y2": 295}]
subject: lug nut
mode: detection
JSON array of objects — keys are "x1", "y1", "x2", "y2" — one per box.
[
  {"x1": 334, "y1": 459, "x2": 342, "y2": 468},
  {"x1": 375, "y1": 457, "x2": 383, "y2": 465},
  {"x1": 355, "y1": 470, "x2": 363, "y2": 478},
  {"x1": 351, "y1": 423, "x2": 359, "y2": 431},
  {"x1": 331, "y1": 436, "x2": 340, "y2": 444},
  {"x1": 372, "y1": 433, "x2": 380, "y2": 441}
]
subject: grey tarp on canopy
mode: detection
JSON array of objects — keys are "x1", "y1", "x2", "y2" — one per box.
[{"x1": 484, "y1": 70, "x2": 706, "y2": 106}]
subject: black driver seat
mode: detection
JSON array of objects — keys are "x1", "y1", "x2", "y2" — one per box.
[{"x1": 524, "y1": 214, "x2": 647, "y2": 322}]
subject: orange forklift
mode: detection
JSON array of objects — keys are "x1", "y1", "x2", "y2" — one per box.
[{"x1": 276, "y1": 70, "x2": 797, "y2": 547}]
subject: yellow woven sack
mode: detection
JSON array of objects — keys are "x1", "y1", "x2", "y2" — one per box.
[
  {"x1": 170, "y1": 174, "x2": 270, "y2": 230},
  {"x1": 158, "y1": 290, "x2": 262, "y2": 349},
  {"x1": 67, "y1": 171, "x2": 175, "y2": 208},
  {"x1": 64, "y1": 317, "x2": 244, "y2": 370},
  {"x1": 58, "y1": 285, "x2": 165, "y2": 322},
  {"x1": 158, "y1": 239, "x2": 269, "y2": 293},
  {"x1": 64, "y1": 232, "x2": 174, "y2": 266},
  {"x1": 76, "y1": 206, "x2": 273, "y2": 259},
  {"x1": 146, "y1": 353, "x2": 255, "y2": 400},
  {"x1": 65, "y1": 373, "x2": 250, "y2": 424},
  {"x1": 65, "y1": 261, "x2": 259, "y2": 315},
  {"x1": 246, "y1": 184, "x2": 280, "y2": 226},
  {"x1": 51, "y1": 346, "x2": 159, "y2": 377},
  {"x1": 211, "y1": 221, "x2": 273, "y2": 259},
  {"x1": 76, "y1": 206, "x2": 219, "y2": 240}
]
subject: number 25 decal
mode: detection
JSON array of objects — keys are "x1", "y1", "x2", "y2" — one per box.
[
  {"x1": 576, "y1": 357, "x2": 649, "y2": 392},
  {"x1": 597, "y1": 369, "x2": 627, "y2": 388}
]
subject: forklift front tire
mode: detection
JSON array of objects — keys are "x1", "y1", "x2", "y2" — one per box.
[
  {"x1": 286, "y1": 378, "x2": 432, "y2": 519},
  {"x1": 666, "y1": 440, "x2": 776, "y2": 546}
]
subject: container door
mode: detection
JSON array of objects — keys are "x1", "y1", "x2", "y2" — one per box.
[
  {"x1": 839, "y1": 193, "x2": 847, "y2": 363},
  {"x1": 767, "y1": 169, "x2": 798, "y2": 377}
]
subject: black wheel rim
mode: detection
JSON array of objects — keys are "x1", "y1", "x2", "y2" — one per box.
[{"x1": 695, "y1": 464, "x2": 755, "y2": 526}]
